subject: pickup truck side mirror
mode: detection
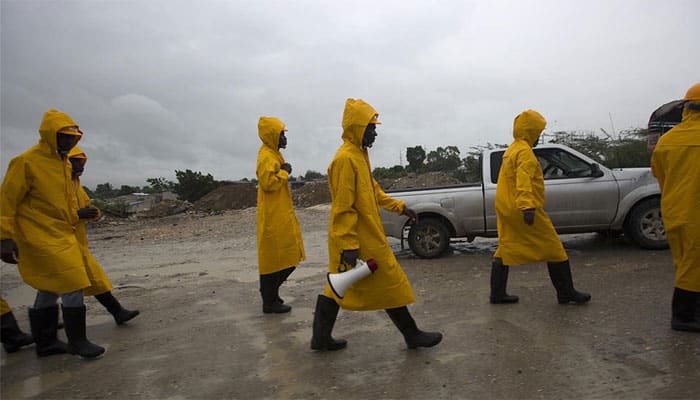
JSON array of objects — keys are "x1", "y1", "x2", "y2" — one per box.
[{"x1": 590, "y1": 163, "x2": 604, "y2": 178}]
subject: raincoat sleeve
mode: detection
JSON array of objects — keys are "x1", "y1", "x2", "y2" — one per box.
[
  {"x1": 0, "y1": 158, "x2": 30, "y2": 239},
  {"x1": 650, "y1": 155, "x2": 666, "y2": 192},
  {"x1": 372, "y1": 178, "x2": 405, "y2": 214},
  {"x1": 76, "y1": 185, "x2": 101, "y2": 221},
  {"x1": 331, "y1": 158, "x2": 360, "y2": 250},
  {"x1": 514, "y1": 150, "x2": 538, "y2": 210},
  {"x1": 257, "y1": 157, "x2": 288, "y2": 192}
]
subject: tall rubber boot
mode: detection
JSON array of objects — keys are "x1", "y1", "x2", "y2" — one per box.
[
  {"x1": 386, "y1": 306, "x2": 442, "y2": 349},
  {"x1": 95, "y1": 292, "x2": 140, "y2": 325},
  {"x1": 547, "y1": 260, "x2": 591, "y2": 304},
  {"x1": 671, "y1": 288, "x2": 700, "y2": 332},
  {"x1": 274, "y1": 266, "x2": 296, "y2": 304},
  {"x1": 28, "y1": 306, "x2": 67, "y2": 357},
  {"x1": 62, "y1": 306, "x2": 105, "y2": 359},
  {"x1": 310, "y1": 295, "x2": 347, "y2": 351},
  {"x1": 1, "y1": 311, "x2": 34, "y2": 353},
  {"x1": 260, "y1": 274, "x2": 291, "y2": 314},
  {"x1": 489, "y1": 259, "x2": 519, "y2": 304}
]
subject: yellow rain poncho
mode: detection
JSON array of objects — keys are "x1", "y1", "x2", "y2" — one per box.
[
  {"x1": 324, "y1": 99, "x2": 414, "y2": 310},
  {"x1": 0, "y1": 109, "x2": 90, "y2": 294},
  {"x1": 493, "y1": 109, "x2": 568, "y2": 266},
  {"x1": 1, "y1": 297, "x2": 10, "y2": 315},
  {"x1": 68, "y1": 147, "x2": 112, "y2": 296},
  {"x1": 256, "y1": 117, "x2": 305, "y2": 275},
  {"x1": 651, "y1": 104, "x2": 700, "y2": 292}
]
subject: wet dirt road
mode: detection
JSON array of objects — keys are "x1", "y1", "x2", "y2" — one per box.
[{"x1": 1, "y1": 207, "x2": 699, "y2": 399}]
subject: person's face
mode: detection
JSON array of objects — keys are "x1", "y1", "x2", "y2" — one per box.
[
  {"x1": 278, "y1": 131, "x2": 287, "y2": 149},
  {"x1": 531, "y1": 135, "x2": 540, "y2": 148},
  {"x1": 56, "y1": 131, "x2": 79, "y2": 156},
  {"x1": 70, "y1": 158, "x2": 84, "y2": 177},
  {"x1": 362, "y1": 124, "x2": 378, "y2": 149}
]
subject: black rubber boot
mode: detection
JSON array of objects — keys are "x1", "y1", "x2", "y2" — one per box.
[
  {"x1": 671, "y1": 288, "x2": 700, "y2": 332},
  {"x1": 95, "y1": 292, "x2": 140, "y2": 325},
  {"x1": 274, "y1": 266, "x2": 296, "y2": 304},
  {"x1": 310, "y1": 295, "x2": 347, "y2": 351},
  {"x1": 386, "y1": 306, "x2": 442, "y2": 349},
  {"x1": 1, "y1": 311, "x2": 34, "y2": 353},
  {"x1": 489, "y1": 259, "x2": 519, "y2": 304},
  {"x1": 62, "y1": 306, "x2": 105, "y2": 359},
  {"x1": 260, "y1": 274, "x2": 291, "y2": 314},
  {"x1": 547, "y1": 260, "x2": 591, "y2": 304},
  {"x1": 28, "y1": 306, "x2": 67, "y2": 357}
]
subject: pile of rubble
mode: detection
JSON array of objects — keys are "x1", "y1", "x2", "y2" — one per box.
[
  {"x1": 378, "y1": 171, "x2": 462, "y2": 190},
  {"x1": 291, "y1": 181, "x2": 331, "y2": 208},
  {"x1": 193, "y1": 182, "x2": 258, "y2": 212}
]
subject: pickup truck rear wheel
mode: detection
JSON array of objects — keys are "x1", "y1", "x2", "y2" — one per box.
[
  {"x1": 624, "y1": 198, "x2": 669, "y2": 250},
  {"x1": 408, "y1": 218, "x2": 449, "y2": 259}
]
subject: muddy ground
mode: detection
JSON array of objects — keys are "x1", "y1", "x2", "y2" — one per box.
[{"x1": 1, "y1": 205, "x2": 699, "y2": 399}]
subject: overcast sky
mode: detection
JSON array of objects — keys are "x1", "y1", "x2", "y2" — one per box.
[{"x1": 2, "y1": 0, "x2": 698, "y2": 189}]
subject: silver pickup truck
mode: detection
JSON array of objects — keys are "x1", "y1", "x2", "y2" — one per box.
[{"x1": 380, "y1": 144, "x2": 666, "y2": 258}]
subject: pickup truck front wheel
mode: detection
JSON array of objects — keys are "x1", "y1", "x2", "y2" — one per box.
[
  {"x1": 408, "y1": 218, "x2": 449, "y2": 259},
  {"x1": 624, "y1": 198, "x2": 669, "y2": 250}
]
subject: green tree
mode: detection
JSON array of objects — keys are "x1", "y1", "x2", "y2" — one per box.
[
  {"x1": 304, "y1": 170, "x2": 326, "y2": 180},
  {"x1": 172, "y1": 169, "x2": 219, "y2": 202},
  {"x1": 549, "y1": 128, "x2": 650, "y2": 168},
  {"x1": 426, "y1": 146, "x2": 461, "y2": 172},
  {"x1": 372, "y1": 165, "x2": 406, "y2": 180},
  {"x1": 117, "y1": 185, "x2": 140, "y2": 196},
  {"x1": 406, "y1": 146, "x2": 426, "y2": 172},
  {"x1": 146, "y1": 177, "x2": 175, "y2": 193},
  {"x1": 94, "y1": 183, "x2": 117, "y2": 199}
]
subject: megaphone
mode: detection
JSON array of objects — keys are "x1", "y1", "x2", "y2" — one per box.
[{"x1": 327, "y1": 259, "x2": 378, "y2": 299}]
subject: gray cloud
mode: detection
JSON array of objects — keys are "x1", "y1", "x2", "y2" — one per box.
[{"x1": 2, "y1": 0, "x2": 699, "y2": 188}]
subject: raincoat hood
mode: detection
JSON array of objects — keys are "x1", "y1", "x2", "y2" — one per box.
[
  {"x1": 258, "y1": 116, "x2": 286, "y2": 150},
  {"x1": 341, "y1": 98, "x2": 379, "y2": 147},
  {"x1": 512, "y1": 109, "x2": 547, "y2": 145},
  {"x1": 38, "y1": 109, "x2": 82, "y2": 153},
  {"x1": 68, "y1": 146, "x2": 87, "y2": 167}
]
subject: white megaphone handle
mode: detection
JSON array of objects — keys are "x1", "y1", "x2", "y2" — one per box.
[{"x1": 327, "y1": 258, "x2": 379, "y2": 299}]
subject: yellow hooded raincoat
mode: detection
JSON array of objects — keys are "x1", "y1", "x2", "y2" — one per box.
[
  {"x1": 256, "y1": 117, "x2": 305, "y2": 275},
  {"x1": 68, "y1": 147, "x2": 112, "y2": 296},
  {"x1": 0, "y1": 109, "x2": 90, "y2": 294},
  {"x1": 1, "y1": 297, "x2": 11, "y2": 315},
  {"x1": 493, "y1": 109, "x2": 568, "y2": 266},
  {"x1": 324, "y1": 99, "x2": 414, "y2": 310},
  {"x1": 651, "y1": 105, "x2": 700, "y2": 292}
]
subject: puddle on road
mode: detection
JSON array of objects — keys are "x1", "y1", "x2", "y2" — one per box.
[{"x1": 2, "y1": 371, "x2": 72, "y2": 399}]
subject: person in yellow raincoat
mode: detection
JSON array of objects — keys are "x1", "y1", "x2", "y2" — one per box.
[
  {"x1": 0, "y1": 109, "x2": 105, "y2": 359},
  {"x1": 1, "y1": 297, "x2": 34, "y2": 353},
  {"x1": 68, "y1": 147, "x2": 140, "y2": 325},
  {"x1": 651, "y1": 82, "x2": 700, "y2": 332},
  {"x1": 310, "y1": 98, "x2": 442, "y2": 351},
  {"x1": 490, "y1": 109, "x2": 591, "y2": 305},
  {"x1": 256, "y1": 117, "x2": 305, "y2": 314}
]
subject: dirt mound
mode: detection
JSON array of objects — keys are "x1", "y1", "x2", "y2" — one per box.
[
  {"x1": 379, "y1": 171, "x2": 462, "y2": 190},
  {"x1": 193, "y1": 182, "x2": 257, "y2": 211},
  {"x1": 292, "y1": 181, "x2": 330, "y2": 208}
]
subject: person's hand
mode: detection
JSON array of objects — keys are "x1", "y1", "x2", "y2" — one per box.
[
  {"x1": 1, "y1": 239, "x2": 19, "y2": 264},
  {"x1": 78, "y1": 207, "x2": 99, "y2": 219},
  {"x1": 280, "y1": 163, "x2": 292, "y2": 174},
  {"x1": 402, "y1": 207, "x2": 418, "y2": 224},
  {"x1": 341, "y1": 249, "x2": 359, "y2": 267},
  {"x1": 523, "y1": 208, "x2": 535, "y2": 225}
]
